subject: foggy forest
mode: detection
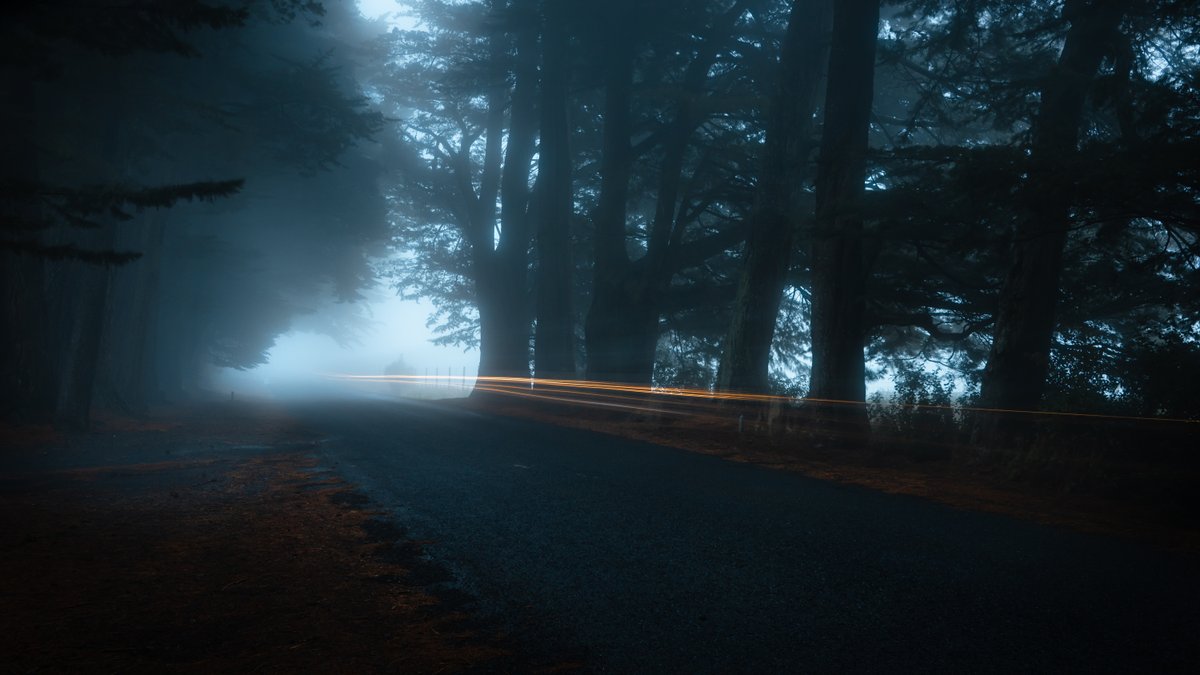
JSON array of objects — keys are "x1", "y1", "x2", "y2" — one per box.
[{"x1": 3, "y1": 0, "x2": 1199, "y2": 672}]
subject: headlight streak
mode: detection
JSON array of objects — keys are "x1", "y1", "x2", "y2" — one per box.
[{"x1": 322, "y1": 373, "x2": 1200, "y2": 427}]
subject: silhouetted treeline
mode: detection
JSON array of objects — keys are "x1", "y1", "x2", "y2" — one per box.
[
  {"x1": 379, "y1": 0, "x2": 1200, "y2": 448},
  {"x1": 1, "y1": 1, "x2": 388, "y2": 427},
  {"x1": 3, "y1": 0, "x2": 1198, "y2": 450}
]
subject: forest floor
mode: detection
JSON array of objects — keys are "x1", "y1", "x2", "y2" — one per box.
[
  {"x1": 2, "y1": 394, "x2": 1196, "y2": 672},
  {"x1": 458, "y1": 394, "x2": 1200, "y2": 555},
  {"x1": 0, "y1": 402, "x2": 534, "y2": 674}
]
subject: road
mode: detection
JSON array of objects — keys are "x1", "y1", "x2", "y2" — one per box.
[{"x1": 298, "y1": 397, "x2": 1199, "y2": 673}]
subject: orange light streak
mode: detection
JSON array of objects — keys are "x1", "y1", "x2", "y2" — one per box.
[{"x1": 323, "y1": 374, "x2": 1200, "y2": 426}]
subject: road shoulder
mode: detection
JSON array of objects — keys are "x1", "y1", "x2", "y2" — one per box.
[{"x1": 0, "y1": 402, "x2": 539, "y2": 673}]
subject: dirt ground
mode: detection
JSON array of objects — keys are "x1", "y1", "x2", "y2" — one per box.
[{"x1": 0, "y1": 403, "x2": 543, "y2": 674}]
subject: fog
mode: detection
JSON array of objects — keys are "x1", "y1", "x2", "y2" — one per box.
[
  {"x1": 3, "y1": 0, "x2": 1197, "y2": 437},
  {"x1": 204, "y1": 2, "x2": 464, "y2": 402},
  {"x1": 7, "y1": 5, "x2": 1200, "y2": 672},
  {"x1": 213, "y1": 292, "x2": 479, "y2": 400}
]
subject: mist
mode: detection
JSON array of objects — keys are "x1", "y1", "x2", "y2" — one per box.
[
  {"x1": 213, "y1": 292, "x2": 479, "y2": 400},
  {"x1": 4, "y1": 1, "x2": 1200, "y2": 672},
  {"x1": 3, "y1": 0, "x2": 1197, "y2": 435}
]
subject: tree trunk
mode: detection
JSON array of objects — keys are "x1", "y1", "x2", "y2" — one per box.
[
  {"x1": 976, "y1": 0, "x2": 1124, "y2": 447},
  {"x1": 807, "y1": 0, "x2": 879, "y2": 430},
  {"x1": 53, "y1": 68, "x2": 130, "y2": 429},
  {"x1": 718, "y1": 0, "x2": 832, "y2": 394},
  {"x1": 533, "y1": 0, "x2": 576, "y2": 380},
  {"x1": 54, "y1": 227, "x2": 115, "y2": 429},
  {"x1": 129, "y1": 212, "x2": 167, "y2": 407},
  {"x1": 0, "y1": 251, "x2": 54, "y2": 419},
  {"x1": 583, "y1": 42, "x2": 637, "y2": 382},
  {"x1": 471, "y1": 3, "x2": 519, "y2": 385},
  {"x1": 477, "y1": 285, "x2": 527, "y2": 380},
  {"x1": 583, "y1": 7, "x2": 735, "y2": 385},
  {"x1": 0, "y1": 70, "x2": 56, "y2": 421},
  {"x1": 495, "y1": 0, "x2": 538, "y2": 374},
  {"x1": 96, "y1": 210, "x2": 167, "y2": 412}
]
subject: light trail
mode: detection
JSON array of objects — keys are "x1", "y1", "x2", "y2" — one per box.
[
  {"x1": 469, "y1": 382, "x2": 695, "y2": 417},
  {"x1": 323, "y1": 373, "x2": 1200, "y2": 427}
]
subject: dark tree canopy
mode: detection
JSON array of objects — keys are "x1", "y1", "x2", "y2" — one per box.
[{"x1": 3, "y1": 0, "x2": 1197, "y2": 440}]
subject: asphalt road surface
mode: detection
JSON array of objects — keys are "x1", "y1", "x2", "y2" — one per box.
[{"x1": 299, "y1": 398, "x2": 1199, "y2": 673}]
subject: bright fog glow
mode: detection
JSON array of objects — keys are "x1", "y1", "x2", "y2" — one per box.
[
  {"x1": 356, "y1": 0, "x2": 419, "y2": 29},
  {"x1": 214, "y1": 290, "x2": 478, "y2": 400}
]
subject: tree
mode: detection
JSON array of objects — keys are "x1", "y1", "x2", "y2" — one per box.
[
  {"x1": 806, "y1": 0, "x2": 880, "y2": 428},
  {"x1": 976, "y1": 0, "x2": 1127, "y2": 446},
  {"x1": 848, "y1": 0, "x2": 1198, "y2": 431},
  {"x1": 582, "y1": 0, "x2": 761, "y2": 384},
  {"x1": 381, "y1": 0, "x2": 541, "y2": 384},
  {"x1": 718, "y1": 0, "x2": 831, "y2": 394},
  {"x1": 387, "y1": 0, "x2": 769, "y2": 388},
  {"x1": 581, "y1": 0, "x2": 641, "y2": 382},
  {"x1": 533, "y1": 0, "x2": 576, "y2": 379},
  {"x1": 0, "y1": 2, "x2": 253, "y2": 426},
  {"x1": 1, "y1": 0, "x2": 387, "y2": 426},
  {"x1": 482, "y1": 0, "x2": 540, "y2": 380}
]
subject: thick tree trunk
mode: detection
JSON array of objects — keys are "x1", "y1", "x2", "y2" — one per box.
[
  {"x1": 49, "y1": 67, "x2": 130, "y2": 429},
  {"x1": 583, "y1": 8, "x2": 735, "y2": 385},
  {"x1": 54, "y1": 227, "x2": 115, "y2": 429},
  {"x1": 0, "y1": 70, "x2": 56, "y2": 421},
  {"x1": 148, "y1": 220, "x2": 194, "y2": 403},
  {"x1": 585, "y1": 290, "x2": 659, "y2": 384},
  {"x1": 579, "y1": 82, "x2": 668, "y2": 385},
  {"x1": 96, "y1": 210, "x2": 167, "y2": 412},
  {"x1": 583, "y1": 44, "x2": 637, "y2": 382},
  {"x1": 718, "y1": 0, "x2": 832, "y2": 394},
  {"x1": 0, "y1": 253, "x2": 53, "y2": 419},
  {"x1": 477, "y1": 284, "x2": 528, "y2": 381},
  {"x1": 976, "y1": 0, "x2": 1123, "y2": 446},
  {"x1": 495, "y1": 0, "x2": 538, "y2": 374},
  {"x1": 533, "y1": 0, "x2": 576, "y2": 380},
  {"x1": 470, "y1": 2, "x2": 528, "y2": 384},
  {"x1": 807, "y1": 0, "x2": 879, "y2": 429},
  {"x1": 128, "y1": 213, "x2": 167, "y2": 407},
  {"x1": 472, "y1": 0, "x2": 543, "y2": 386},
  {"x1": 0, "y1": 254, "x2": 53, "y2": 417}
]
